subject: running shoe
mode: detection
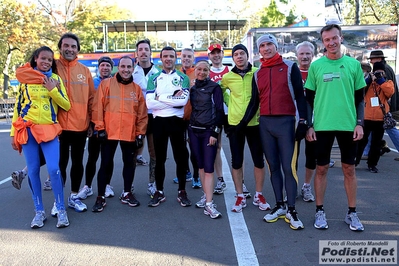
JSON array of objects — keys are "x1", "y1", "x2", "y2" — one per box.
[
  {"x1": 147, "y1": 182, "x2": 156, "y2": 197},
  {"x1": 345, "y1": 212, "x2": 364, "y2": 231},
  {"x1": 68, "y1": 194, "x2": 87, "y2": 212},
  {"x1": 43, "y1": 179, "x2": 52, "y2": 191},
  {"x1": 173, "y1": 171, "x2": 193, "y2": 184},
  {"x1": 51, "y1": 202, "x2": 59, "y2": 217},
  {"x1": 177, "y1": 190, "x2": 192, "y2": 207},
  {"x1": 56, "y1": 210, "x2": 69, "y2": 228},
  {"x1": 231, "y1": 196, "x2": 247, "y2": 213},
  {"x1": 314, "y1": 210, "x2": 329, "y2": 229},
  {"x1": 120, "y1": 192, "x2": 140, "y2": 207},
  {"x1": 329, "y1": 160, "x2": 335, "y2": 168},
  {"x1": 148, "y1": 191, "x2": 166, "y2": 207},
  {"x1": 204, "y1": 203, "x2": 222, "y2": 219},
  {"x1": 31, "y1": 211, "x2": 46, "y2": 228},
  {"x1": 192, "y1": 178, "x2": 202, "y2": 189},
  {"x1": 253, "y1": 194, "x2": 271, "y2": 211},
  {"x1": 243, "y1": 183, "x2": 251, "y2": 198},
  {"x1": 263, "y1": 205, "x2": 287, "y2": 222},
  {"x1": 136, "y1": 156, "x2": 148, "y2": 166},
  {"x1": 105, "y1": 184, "x2": 115, "y2": 198},
  {"x1": 195, "y1": 193, "x2": 206, "y2": 208},
  {"x1": 213, "y1": 180, "x2": 226, "y2": 194},
  {"x1": 285, "y1": 210, "x2": 304, "y2": 230},
  {"x1": 77, "y1": 185, "x2": 93, "y2": 200},
  {"x1": 92, "y1": 196, "x2": 106, "y2": 212},
  {"x1": 301, "y1": 184, "x2": 315, "y2": 202},
  {"x1": 11, "y1": 170, "x2": 26, "y2": 190}
]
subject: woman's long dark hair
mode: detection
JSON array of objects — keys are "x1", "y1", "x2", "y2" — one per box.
[{"x1": 29, "y1": 46, "x2": 58, "y2": 74}]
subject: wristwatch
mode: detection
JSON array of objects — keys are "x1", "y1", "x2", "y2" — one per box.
[
  {"x1": 298, "y1": 119, "x2": 308, "y2": 125},
  {"x1": 214, "y1": 126, "x2": 221, "y2": 134}
]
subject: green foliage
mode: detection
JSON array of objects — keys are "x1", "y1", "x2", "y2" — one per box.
[
  {"x1": 260, "y1": 0, "x2": 286, "y2": 27},
  {"x1": 66, "y1": 1, "x2": 134, "y2": 52},
  {"x1": 344, "y1": 0, "x2": 399, "y2": 24},
  {"x1": 285, "y1": 9, "x2": 297, "y2": 26}
]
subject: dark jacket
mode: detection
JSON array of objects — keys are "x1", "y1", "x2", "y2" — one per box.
[{"x1": 189, "y1": 78, "x2": 224, "y2": 129}]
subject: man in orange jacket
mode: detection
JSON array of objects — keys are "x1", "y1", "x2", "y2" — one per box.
[
  {"x1": 91, "y1": 56, "x2": 148, "y2": 212},
  {"x1": 56, "y1": 33, "x2": 95, "y2": 214}
]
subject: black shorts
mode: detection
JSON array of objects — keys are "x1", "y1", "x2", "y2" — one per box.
[{"x1": 315, "y1": 131, "x2": 357, "y2": 166}]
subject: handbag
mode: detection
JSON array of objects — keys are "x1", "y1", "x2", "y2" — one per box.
[{"x1": 373, "y1": 83, "x2": 397, "y2": 129}]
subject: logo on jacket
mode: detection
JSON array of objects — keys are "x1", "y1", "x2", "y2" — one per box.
[
  {"x1": 172, "y1": 77, "x2": 181, "y2": 87},
  {"x1": 77, "y1": 74, "x2": 86, "y2": 82}
]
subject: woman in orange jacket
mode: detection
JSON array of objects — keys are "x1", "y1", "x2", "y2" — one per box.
[
  {"x1": 355, "y1": 61, "x2": 395, "y2": 173},
  {"x1": 10, "y1": 46, "x2": 71, "y2": 228}
]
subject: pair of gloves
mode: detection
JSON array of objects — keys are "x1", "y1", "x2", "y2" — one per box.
[{"x1": 97, "y1": 130, "x2": 144, "y2": 149}]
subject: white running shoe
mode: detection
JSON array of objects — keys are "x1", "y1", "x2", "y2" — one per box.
[
  {"x1": 231, "y1": 196, "x2": 246, "y2": 212},
  {"x1": 253, "y1": 194, "x2": 271, "y2": 211},
  {"x1": 263, "y1": 205, "x2": 287, "y2": 223},
  {"x1": 285, "y1": 210, "x2": 304, "y2": 230},
  {"x1": 51, "y1": 202, "x2": 59, "y2": 217},
  {"x1": 204, "y1": 203, "x2": 222, "y2": 219},
  {"x1": 77, "y1": 185, "x2": 93, "y2": 200},
  {"x1": 105, "y1": 184, "x2": 114, "y2": 198},
  {"x1": 31, "y1": 211, "x2": 46, "y2": 228},
  {"x1": 68, "y1": 194, "x2": 87, "y2": 212}
]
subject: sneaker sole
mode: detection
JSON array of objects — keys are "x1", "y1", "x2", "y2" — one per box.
[
  {"x1": 177, "y1": 198, "x2": 192, "y2": 207},
  {"x1": 31, "y1": 218, "x2": 47, "y2": 229},
  {"x1": 68, "y1": 205, "x2": 87, "y2": 212},
  {"x1": 148, "y1": 197, "x2": 166, "y2": 207},
  {"x1": 204, "y1": 210, "x2": 222, "y2": 219},
  {"x1": 43, "y1": 187, "x2": 52, "y2": 191},
  {"x1": 263, "y1": 215, "x2": 285, "y2": 223},
  {"x1": 121, "y1": 200, "x2": 140, "y2": 207},
  {"x1": 302, "y1": 197, "x2": 315, "y2": 202},
  {"x1": 284, "y1": 217, "x2": 304, "y2": 230},
  {"x1": 56, "y1": 222, "x2": 69, "y2": 228},
  {"x1": 253, "y1": 202, "x2": 271, "y2": 211},
  {"x1": 104, "y1": 194, "x2": 114, "y2": 198},
  {"x1": 11, "y1": 172, "x2": 23, "y2": 190},
  {"x1": 314, "y1": 224, "x2": 329, "y2": 229},
  {"x1": 213, "y1": 189, "x2": 224, "y2": 195}
]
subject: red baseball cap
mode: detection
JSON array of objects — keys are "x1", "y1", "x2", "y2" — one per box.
[{"x1": 207, "y1": 44, "x2": 223, "y2": 53}]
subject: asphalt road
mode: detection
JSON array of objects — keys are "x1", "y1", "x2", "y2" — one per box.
[{"x1": 0, "y1": 121, "x2": 398, "y2": 266}]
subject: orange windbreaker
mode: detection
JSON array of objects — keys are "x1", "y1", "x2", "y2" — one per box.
[
  {"x1": 364, "y1": 80, "x2": 394, "y2": 121},
  {"x1": 92, "y1": 76, "x2": 148, "y2": 142},
  {"x1": 56, "y1": 56, "x2": 95, "y2": 132}
]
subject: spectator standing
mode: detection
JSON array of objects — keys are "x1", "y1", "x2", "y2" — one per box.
[
  {"x1": 355, "y1": 62, "x2": 394, "y2": 172},
  {"x1": 367, "y1": 50, "x2": 399, "y2": 160},
  {"x1": 305, "y1": 24, "x2": 366, "y2": 231}
]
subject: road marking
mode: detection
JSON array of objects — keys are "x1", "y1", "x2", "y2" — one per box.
[
  {"x1": 0, "y1": 176, "x2": 12, "y2": 185},
  {"x1": 0, "y1": 129, "x2": 11, "y2": 133},
  {"x1": 221, "y1": 148, "x2": 259, "y2": 266}
]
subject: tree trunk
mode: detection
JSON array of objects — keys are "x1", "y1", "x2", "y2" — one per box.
[{"x1": 2, "y1": 52, "x2": 12, "y2": 100}]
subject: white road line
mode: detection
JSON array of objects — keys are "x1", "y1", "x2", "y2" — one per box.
[
  {"x1": 0, "y1": 176, "x2": 12, "y2": 185},
  {"x1": 221, "y1": 148, "x2": 259, "y2": 266},
  {"x1": 0, "y1": 129, "x2": 11, "y2": 133}
]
